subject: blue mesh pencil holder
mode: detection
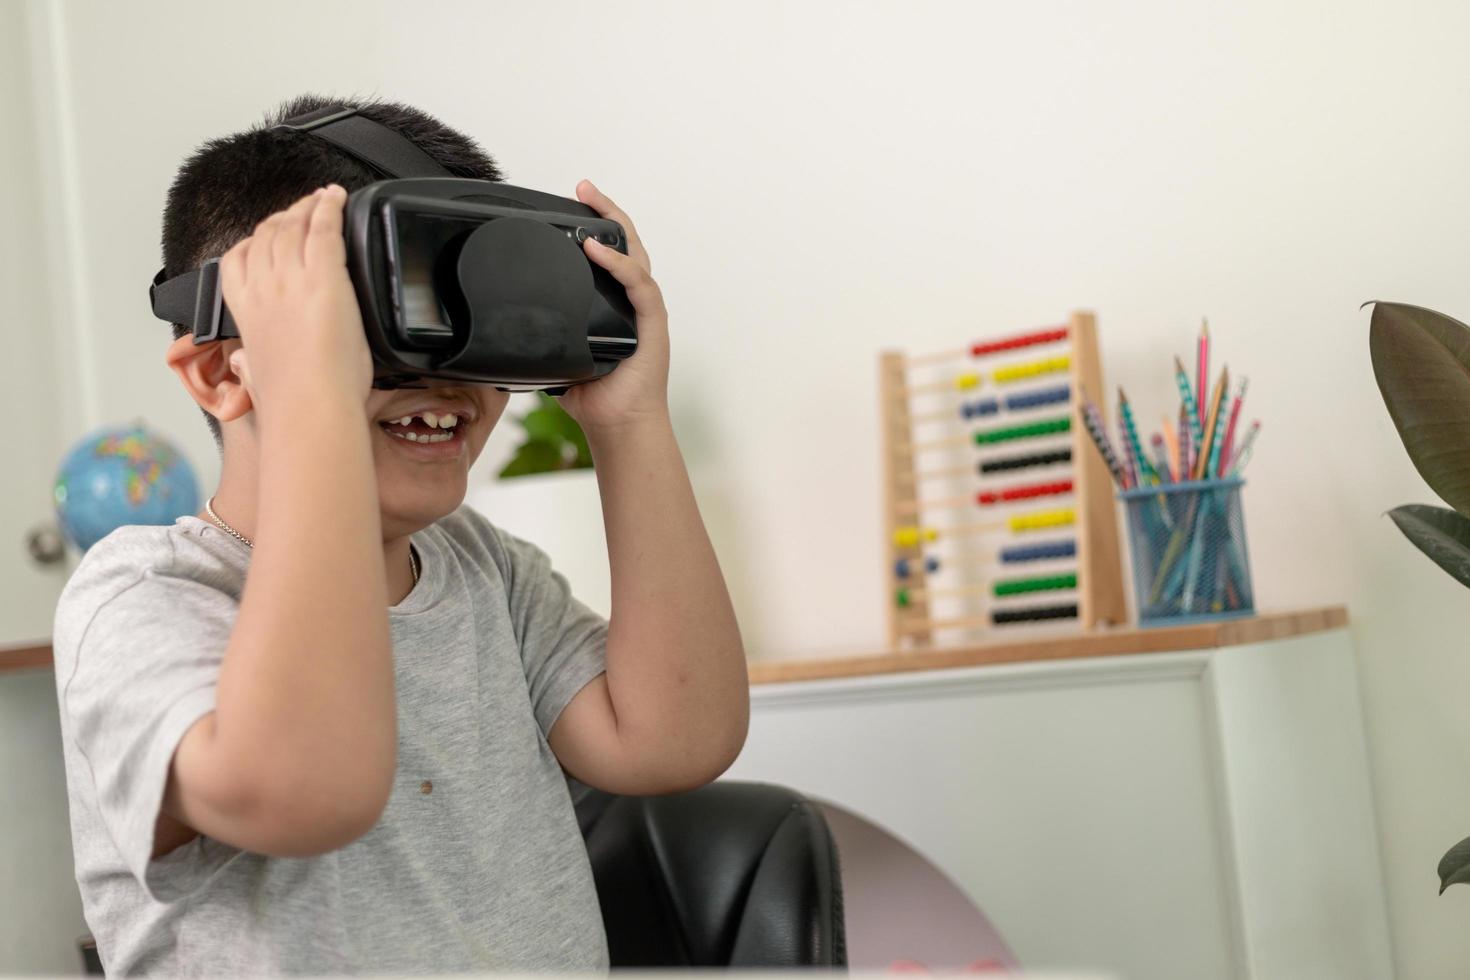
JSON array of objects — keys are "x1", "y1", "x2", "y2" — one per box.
[{"x1": 1118, "y1": 477, "x2": 1255, "y2": 626}]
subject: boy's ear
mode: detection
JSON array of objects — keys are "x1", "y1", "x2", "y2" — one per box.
[{"x1": 165, "y1": 335, "x2": 253, "y2": 423}]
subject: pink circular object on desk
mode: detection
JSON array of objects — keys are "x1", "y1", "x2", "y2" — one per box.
[{"x1": 814, "y1": 799, "x2": 1019, "y2": 972}]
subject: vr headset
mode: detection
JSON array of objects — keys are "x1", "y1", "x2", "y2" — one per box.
[{"x1": 149, "y1": 105, "x2": 637, "y2": 391}]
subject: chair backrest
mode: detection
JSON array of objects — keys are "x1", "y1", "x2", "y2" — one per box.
[
  {"x1": 572, "y1": 778, "x2": 847, "y2": 967},
  {"x1": 78, "y1": 935, "x2": 103, "y2": 976}
]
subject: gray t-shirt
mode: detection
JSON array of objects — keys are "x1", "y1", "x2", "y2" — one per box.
[{"x1": 51, "y1": 506, "x2": 611, "y2": 976}]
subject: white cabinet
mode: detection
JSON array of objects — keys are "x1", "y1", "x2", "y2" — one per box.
[{"x1": 725, "y1": 625, "x2": 1392, "y2": 980}]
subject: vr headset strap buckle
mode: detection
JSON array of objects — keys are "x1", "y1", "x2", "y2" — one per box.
[
  {"x1": 192, "y1": 258, "x2": 227, "y2": 342},
  {"x1": 149, "y1": 258, "x2": 237, "y2": 343}
]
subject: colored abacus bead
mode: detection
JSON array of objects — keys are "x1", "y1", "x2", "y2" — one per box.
[
  {"x1": 893, "y1": 526, "x2": 940, "y2": 548},
  {"x1": 979, "y1": 449, "x2": 1073, "y2": 474},
  {"x1": 1004, "y1": 385, "x2": 1072, "y2": 411},
  {"x1": 956, "y1": 373, "x2": 981, "y2": 390},
  {"x1": 990, "y1": 603, "x2": 1079, "y2": 625},
  {"x1": 976, "y1": 479, "x2": 1074, "y2": 506},
  {"x1": 1000, "y1": 539, "x2": 1078, "y2": 563},
  {"x1": 969, "y1": 327, "x2": 1069, "y2": 357},
  {"x1": 993, "y1": 573, "x2": 1078, "y2": 597},
  {"x1": 973, "y1": 417, "x2": 1072, "y2": 445},
  {"x1": 896, "y1": 588, "x2": 911, "y2": 608},
  {"x1": 1008, "y1": 508, "x2": 1075, "y2": 532},
  {"x1": 992, "y1": 355, "x2": 1070, "y2": 384},
  {"x1": 894, "y1": 556, "x2": 939, "y2": 578},
  {"x1": 894, "y1": 555, "x2": 941, "y2": 578},
  {"x1": 961, "y1": 398, "x2": 1000, "y2": 420}
]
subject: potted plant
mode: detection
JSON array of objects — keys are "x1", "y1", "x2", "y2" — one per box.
[
  {"x1": 1367, "y1": 300, "x2": 1470, "y2": 895},
  {"x1": 498, "y1": 392, "x2": 592, "y2": 478}
]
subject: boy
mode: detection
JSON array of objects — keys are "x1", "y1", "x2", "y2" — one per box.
[{"x1": 51, "y1": 95, "x2": 748, "y2": 975}]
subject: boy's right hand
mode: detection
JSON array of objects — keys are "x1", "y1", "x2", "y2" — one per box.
[{"x1": 218, "y1": 184, "x2": 372, "y2": 420}]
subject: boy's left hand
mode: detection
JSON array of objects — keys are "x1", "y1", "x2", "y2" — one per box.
[{"x1": 556, "y1": 180, "x2": 670, "y2": 433}]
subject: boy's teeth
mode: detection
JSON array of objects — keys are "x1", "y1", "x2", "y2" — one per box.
[
  {"x1": 382, "y1": 410, "x2": 462, "y2": 432},
  {"x1": 390, "y1": 429, "x2": 454, "y2": 444}
]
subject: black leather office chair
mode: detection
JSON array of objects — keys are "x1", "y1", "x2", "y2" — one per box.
[
  {"x1": 571, "y1": 778, "x2": 847, "y2": 968},
  {"x1": 79, "y1": 779, "x2": 846, "y2": 972}
]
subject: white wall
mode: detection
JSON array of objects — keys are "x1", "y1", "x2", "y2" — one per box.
[
  {"x1": 1, "y1": 2, "x2": 88, "y2": 972},
  {"x1": 11, "y1": 0, "x2": 1470, "y2": 976}
]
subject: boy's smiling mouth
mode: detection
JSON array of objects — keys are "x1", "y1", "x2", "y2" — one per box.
[
  {"x1": 374, "y1": 401, "x2": 479, "y2": 457},
  {"x1": 380, "y1": 410, "x2": 463, "y2": 444}
]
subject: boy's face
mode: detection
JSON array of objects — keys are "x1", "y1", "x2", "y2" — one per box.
[{"x1": 363, "y1": 381, "x2": 510, "y2": 538}]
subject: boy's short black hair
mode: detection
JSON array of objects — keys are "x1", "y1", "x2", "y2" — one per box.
[{"x1": 161, "y1": 93, "x2": 503, "y2": 442}]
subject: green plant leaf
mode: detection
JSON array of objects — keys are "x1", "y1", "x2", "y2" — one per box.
[
  {"x1": 1368, "y1": 301, "x2": 1470, "y2": 516},
  {"x1": 521, "y1": 408, "x2": 566, "y2": 443},
  {"x1": 498, "y1": 440, "x2": 564, "y2": 479},
  {"x1": 1439, "y1": 835, "x2": 1470, "y2": 894},
  {"x1": 1387, "y1": 504, "x2": 1470, "y2": 590},
  {"x1": 521, "y1": 393, "x2": 590, "y2": 446},
  {"x1": 498, "y1": 393, "x2": 593, "y2": 478}
]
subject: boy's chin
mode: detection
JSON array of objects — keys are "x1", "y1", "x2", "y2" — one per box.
[{"x1": 376, "y1": 473, "x2": 469, "y2": 539}]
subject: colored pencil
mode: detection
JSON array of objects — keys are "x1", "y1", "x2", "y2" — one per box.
[
  {"x1": 1178, "y1": 404, "x2": 1192, "y2": 478},
  {"x1": 1196, "y1": 319, "x2": 1209, "y2": 431},
  {"x1": 1216, "y1": 377, "x2": 1248, "y2": 478},
  {"x1": 1087, "y1": 403, "x2": 1127, "y2": 487},
  {"x1": 1076, "y1": 392, "x2": 1129, "y2": 490},
  {"x1": 1117, "y1": 409, "x2": 1137, "y2": 489},
  {"x1": 1227, "y1": 420, "x2": 1261, "y2": 476},
  {"x1": 1173, "y1": 356, "x2": 1204, "y2": 451},
  {"x1": 1202, "y1": 367, "x2": 1231, "y2": 480},
  {"x1": 1118, "y1": 387, "x2": 1159, "y2": 485},
  {"x1": 1194, "y1": 366, "x2": 1229, "y2": 480},
  {"x1": 1161, "y1": 414, "x2": 1180, "y2": 480},
  {"x1": 1151, "y1": 433, "x2": 1173, "y2": 483}
]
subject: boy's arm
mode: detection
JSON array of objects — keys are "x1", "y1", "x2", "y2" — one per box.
[
  {"x1": 546, "y1": 182, "x2": 749, "y2": 795},
  {"x1": 161, "y1": 186, "x2": 397, "y2": 857}
]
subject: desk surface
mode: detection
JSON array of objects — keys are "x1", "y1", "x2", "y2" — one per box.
[{"x1": 746, "y1": 606, "x2": 1348, "y2": 685}]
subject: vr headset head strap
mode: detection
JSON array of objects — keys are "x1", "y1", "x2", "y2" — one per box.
[
  {"x1": 269, "y1": 105, "x2": 453, "y2": 180},
  {"x1": 152, "y1": 105, "x2": 450, "y2": 340}
]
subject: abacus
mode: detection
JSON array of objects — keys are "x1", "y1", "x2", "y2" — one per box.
[{"x1": 879, "y1": 311, "x2": 1126, "y2": 648}]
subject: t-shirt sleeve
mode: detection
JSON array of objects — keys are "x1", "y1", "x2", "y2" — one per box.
[
  {"x1": 489, "y1": 524, "x2": 609, "y2": 739},
  {"x1": 55, "y1": 540, "x2": 242, "y2": 904}
]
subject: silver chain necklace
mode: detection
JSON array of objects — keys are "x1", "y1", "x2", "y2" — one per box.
[{"x1": 204, "y1": 496, "x2": 419, "y2": 585}]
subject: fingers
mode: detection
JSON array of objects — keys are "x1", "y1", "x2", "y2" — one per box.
[
  {"x1": 305, "y1": 184, "x2": 347, "y2": 268},
  {"x1": 228, "y1": 187, "x2": 335, "y2": 298},
  {"x1": 271, "y1": 188, "x2": 326, "y2": 270},
  {"x1": 245, "y1": 211, "x2": 279, "y2": 283},
  {"x1": 576, "y1": 179, "x2": 650, "y2": 273},
  {"x1": 219, "y1": 235, "x2": 251, "y2": 309},
  {"x1": 219, "y1": 187, "x2": 336, "y2": 342},
  {"x1": 582, "y1": 235, "x2": 664, "y2": 322}
]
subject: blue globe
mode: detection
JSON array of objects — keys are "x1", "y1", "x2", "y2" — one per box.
[{"x1": 53, "y1": 425, "x2": 200, "y2": 551}]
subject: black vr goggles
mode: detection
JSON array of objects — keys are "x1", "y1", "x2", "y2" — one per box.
[{"x1": 149, "y1": 106, "x2": 637, "y2": 391}]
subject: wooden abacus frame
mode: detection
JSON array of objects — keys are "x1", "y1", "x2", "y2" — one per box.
[{"x1": 879, "y1": 310, "x2": 1127, "y2": 648}]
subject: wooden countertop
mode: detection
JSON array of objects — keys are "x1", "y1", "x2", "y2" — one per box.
[
  {"x1": 0, "y1": 643, "x2": 56, "y2": 674},
  {"x1": 746, "y1": 606, "x2": 1348, "y2": 684},
  {"x1": 2, "y1": 606, "x2": 1348, "y2": 682}
]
